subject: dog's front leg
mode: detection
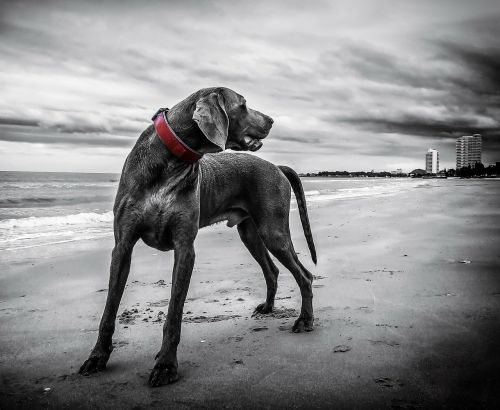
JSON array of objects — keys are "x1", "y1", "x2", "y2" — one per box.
[
  {"x1": 79, "y1": 238, "x2": 137, "y2": 375},
  {"x1": 149, "y1": 242, "x2": 195, "y2": 387}
]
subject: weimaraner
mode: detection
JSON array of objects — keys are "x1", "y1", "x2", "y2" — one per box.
[{"x1": 79, "y1": 87, "x2": 317, "y2": 387}]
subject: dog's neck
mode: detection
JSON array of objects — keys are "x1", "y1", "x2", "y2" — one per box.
[
  {"x1": 145, "y1": 129, "x2": 199, "y2": 191},
  {"x1": 145, "y1": 109, "x2": 202, "y2": 187},
  {"x1": 153, "y1": 111, "x2": 202, "y2": 164},
  {"x1": 165, "y1": 110, "x2": 202, "y2": 152},
  {"x1": 147, "y1": 96, "x2": 221, "y2": 176},
  {"x1": 164, "y1": 101, "x2": 215, "y2": 154}
]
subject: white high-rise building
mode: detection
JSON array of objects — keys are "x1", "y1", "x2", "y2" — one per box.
[
  {"x1": 425, "y1": 148, "x2": 439, "y2": 174},
  {"x1": 456, "y1": 134, "x2": 482, "y2": 169}
]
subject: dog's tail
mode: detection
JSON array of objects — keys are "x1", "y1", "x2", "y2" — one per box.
[{"x1": 278, "y1": 165, "x2": 317, "y2": 265}]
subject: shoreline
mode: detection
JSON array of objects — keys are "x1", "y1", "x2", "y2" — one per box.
[{"x1": 1, "y1": 179, "x2": 500, "y2": 409}]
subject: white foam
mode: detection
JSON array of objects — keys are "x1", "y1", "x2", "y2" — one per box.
[
  {"x1": 302, "y1": 179, "x2": 421, "y2": 204},
  {"x1": 0, "y1": 211, "x2": 113, "y2": 251},
  {"x1": 0, "y1": 211, "x2": 113, "y2": 229}
]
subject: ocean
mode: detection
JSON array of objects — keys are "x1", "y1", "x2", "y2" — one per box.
[{"x1": 0, "y1": 171, "x2": 426, "y2": 253}]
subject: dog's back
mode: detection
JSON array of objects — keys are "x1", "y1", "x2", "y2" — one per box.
[{"x1": 199, "y1": 152, "x2": 290, "y2": 226}]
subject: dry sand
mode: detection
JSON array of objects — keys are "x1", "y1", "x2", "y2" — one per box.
[{"x1": 1, "y1": 179, "x2": 500, "y2": 409}]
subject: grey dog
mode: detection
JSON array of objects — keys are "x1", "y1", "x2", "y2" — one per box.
[{"x1": 79, "y1": 87, "x2": 317, "y2": 387}]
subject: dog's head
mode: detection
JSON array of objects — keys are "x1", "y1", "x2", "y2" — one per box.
[{"x1": 192, "y1": 87, "x2": 273, "y2": 152}]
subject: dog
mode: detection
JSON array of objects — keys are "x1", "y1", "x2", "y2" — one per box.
[{"x1": 79, "y1": 87, "x2": 317, "y2": 387}]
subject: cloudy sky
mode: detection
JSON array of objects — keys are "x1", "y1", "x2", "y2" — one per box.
[{"x1": 1, "y1": 0, "x2": 499, "y2": 173}]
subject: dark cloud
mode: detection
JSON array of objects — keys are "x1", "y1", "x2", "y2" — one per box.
[
  {"x1": 0, "y1": 111, "x2": 143, "y2": 147},
  {"x1": 436, "y1": 42, "x2": 500, "y2": 98},
  {"x1": 272, "y1": 133, "x2": 321, "y2": 144},
  {"x1": 0, "y1": 117, "x2": 39, "y2": 127},
  {"x1": 0, "y1": 125, "x2": 136, "y2": 147},
  {"x1": 340, "y1": 114, "x2": 500, "y2": 141},
  {"x1": 319, "y1": 34, "x2": 500, "y2": 158}
]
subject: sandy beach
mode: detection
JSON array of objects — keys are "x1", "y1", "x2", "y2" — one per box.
[{"x1": 1, "y1": 178, "x2": 500, "y2": 409}]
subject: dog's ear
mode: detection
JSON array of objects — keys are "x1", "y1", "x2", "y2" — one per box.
[{"x1": 193, "y1": 92, "x2": 228, "y2": 151}]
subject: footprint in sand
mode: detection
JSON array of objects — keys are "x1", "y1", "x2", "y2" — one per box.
[
  {"x1": 317, "y1": 306, "x2": 336, "y2": 312},
  {"x1": 237, "y1": 287, "x2": 252, "y2": 292},
  {"x1": 253, "y1": 307, "x2": 298, "y2": 320},
  {"x1": 183, "y1": 314, "x2": 241, "y2": 323},
  {"x1": 153, "y1": 279, "x2": 168, "y2": 286},
  {"x1": 153, "y1": 311, "x2": 166, "y2": 322},
  {"x1": 148, "y1": 299, "x2": 169, "y2": 307},
  {"x1": 113, "y1": 340, "x2": 129, "y2": 349},
  {"x1": 391, "y1": 399, "x2": 423, "y2": 409},
  {"x1": 333, "y1": 345, "x2": 351, "y2": 353},
  {"x1": 374, "y1": 377, "x2": 404, "y2": 388},
  {"x1": 118, "y1": 308, "x2": 140, "y2": 324},
  {"x1": 369, "y1": 339, "x2": 400, "y2": 347}
]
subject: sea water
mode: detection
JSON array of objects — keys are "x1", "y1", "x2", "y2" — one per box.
[
  {"x1": 0, "y1": 171, "x2": 118, "y2": 252},
  {"x1": 0, "y1": 171, "x2": 425, "y2": 253}
]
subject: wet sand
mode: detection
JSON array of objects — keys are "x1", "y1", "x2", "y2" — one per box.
[{"x1": 1, "y1": 179, "x2": 500, "y2": 409}]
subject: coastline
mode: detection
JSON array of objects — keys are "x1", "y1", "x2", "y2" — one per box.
[{"x1": 1, "y1": 179, "x2": 500, "y2": 409}]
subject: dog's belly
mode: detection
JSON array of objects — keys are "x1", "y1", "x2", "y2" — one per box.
[{"x1": 205, "y1": 208, "x2": 249, "y2": 228}]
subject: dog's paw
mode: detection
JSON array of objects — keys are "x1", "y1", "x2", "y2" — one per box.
[
  {"x1": 78, "y1": 355, "x2": 108, "y2": 375},
  {"x1": 252, "y1": 302, "x2": 274, "y2": 316},
  {"x1": 148, "y1": 367, "x2": 180, "y2": 387},
  {"x1": 292, "y1": 316, "x2": 314, "y2": 333}
]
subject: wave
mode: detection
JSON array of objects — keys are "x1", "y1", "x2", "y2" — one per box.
[
  {"x1": 0, "y1": 182, "x2": 118, "y2": 189},
  {"x1": 0, "y1": 211, "x2": 114, "y2": 251},
  {"x1": 3, "y1": 233, "x2": 113, "y2": 251},
  {"x1": 0, "y1": 195, "x2": 113, "y2": 208},
  {"x1": 0, "y1": 211, "x2": 113, "y2": 229},
  {"x1": 0, "y1": 197, "x2": 57, "y2": 206}
]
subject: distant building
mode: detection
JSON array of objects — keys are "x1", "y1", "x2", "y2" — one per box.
[
  {"x1": 425, "y1": 148, "x2": 439, "y2": 174},
  {"x1": 456, "y1": 134, "x2": 482, "y2": 169}
]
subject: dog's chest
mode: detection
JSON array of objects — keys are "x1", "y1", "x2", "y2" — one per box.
[{"x1": 139, "y1": 188, "x2": 183, "y2": 251}]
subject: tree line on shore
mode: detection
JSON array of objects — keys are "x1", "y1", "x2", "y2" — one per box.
[
  {"x1": 300, "y1": 170, "x2": 407, "y2": 177},
  {"x1": 300, "y1": 162, "x2": 499, "y2": 178},
  {"x1": 452, "y1": 162, "x2": 498, "y2": 178}
]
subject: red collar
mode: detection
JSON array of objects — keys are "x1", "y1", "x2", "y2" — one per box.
[{"x1": 153, "y1": 111, "x2": 203, "y2": 164}]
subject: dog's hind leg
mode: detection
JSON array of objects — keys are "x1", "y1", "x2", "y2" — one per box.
[
  {"x1": 238, "y1": 219, "x2": 280, "y2": 314},
  {"x1": 257, "y1": 222, "x2": 314, "y2": 333},
  {"x1": 79, "y1": 221, "x2": 138, "y2": 375},
  {"x1": 237, "y1": 218, "x2": 279, "y2": 314}
]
